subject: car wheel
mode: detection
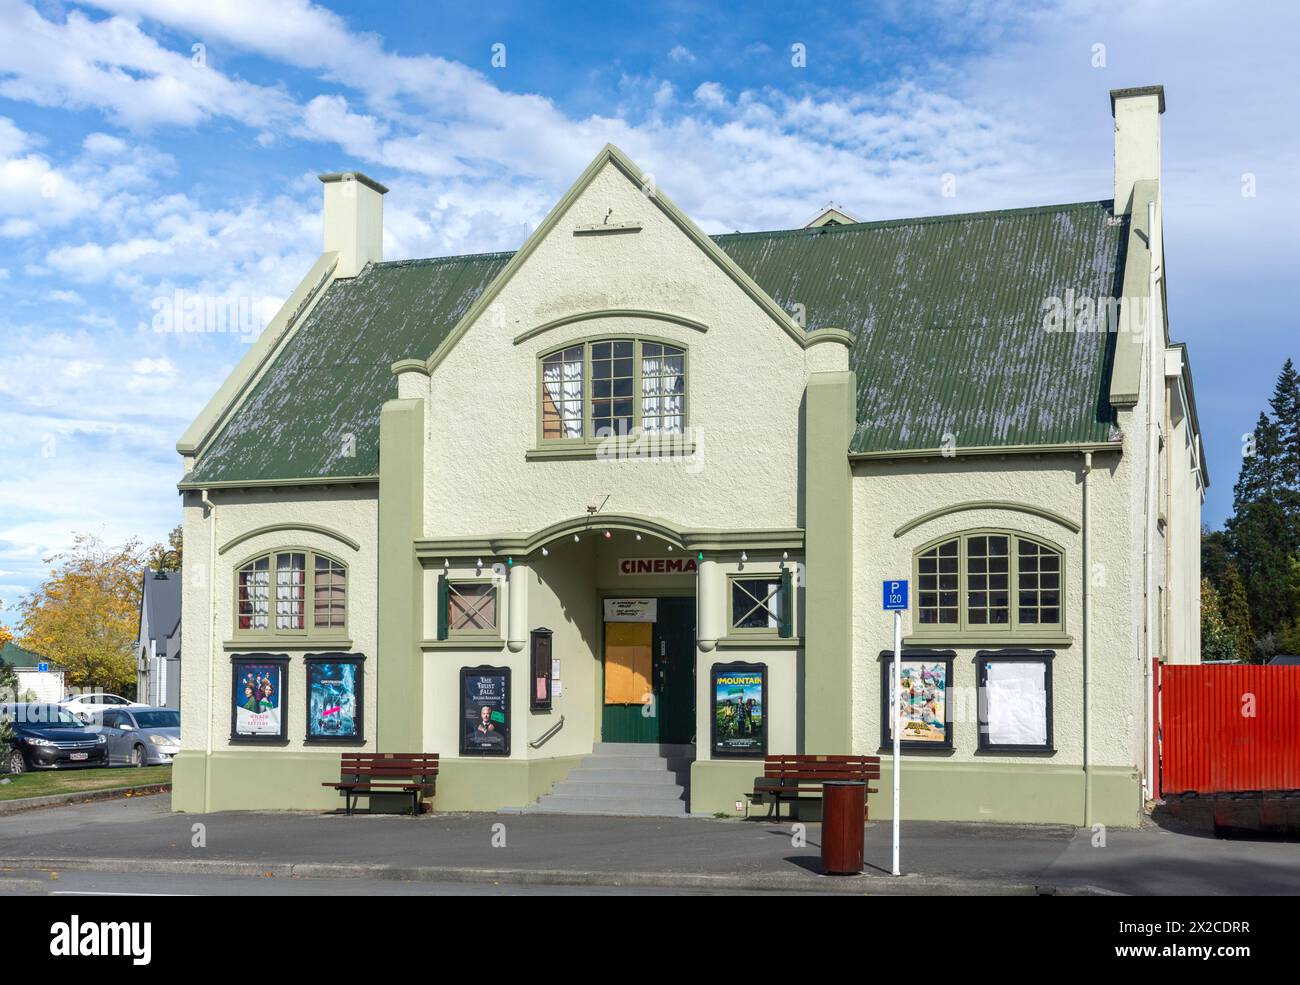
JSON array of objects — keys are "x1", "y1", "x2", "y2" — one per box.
[
  {"x1": 131, "y1": 745, "x2": 145, "y2": 768},
  {"x1": 7, "y1": 748, "x2": 27, "y2": 775}
]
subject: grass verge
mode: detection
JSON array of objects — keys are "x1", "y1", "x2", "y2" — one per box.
[{"x1": 0, "y1": 765, "x2": 171, "y2": 802}]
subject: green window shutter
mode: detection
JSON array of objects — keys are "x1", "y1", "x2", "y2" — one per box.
[
  {"x1": 436, "y1": 577, "x2": 449, "y2": 640},
  {"x1": 778, "y1": 568, "x2": 793, "y2": 638}
]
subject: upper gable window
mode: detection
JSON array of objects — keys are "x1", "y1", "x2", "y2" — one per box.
[
  {"x1": 540, "y1": 338, "x2": 685, "y2": 442},
  {"x1": 236, "y1": 550, "x2": 347, "y2": 638}
]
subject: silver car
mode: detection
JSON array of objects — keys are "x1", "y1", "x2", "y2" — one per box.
[{"x1": 99, "y1": 707, "x2": 180, "y2": 767}]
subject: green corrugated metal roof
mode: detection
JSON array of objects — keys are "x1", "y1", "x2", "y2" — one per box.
[
  {"x1": 185, "y1": 201, "x2": 1126, "y2": 485},
  {"x1": 713, "y1": 201, "x2": 1126, "y2": 453},
  {"x1": 185, "y1": 253, "x2": 512, "y2": 485}
]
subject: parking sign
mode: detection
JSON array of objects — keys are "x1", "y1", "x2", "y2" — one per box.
[{"x1": 882, "y1": 580, "x2": 908, "y2": 611}]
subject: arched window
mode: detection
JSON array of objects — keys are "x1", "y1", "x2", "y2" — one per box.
[
  {"x1": 236, "y1": 551, "x2": 347, "y2": 638},
  {"x1": 914, "y1": 532, "x2": 1062, "y2": 636},
  {"x1": 539, "y1": 338, "x2": 686, "y2": 442}
]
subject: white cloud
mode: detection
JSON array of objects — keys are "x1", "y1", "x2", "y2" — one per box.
[
  {"x1": 0, "y1": 115, "x2": 32, "y2": 156},
  {"x1": 0, "y1": 2, "x2": 298, "y2": 131},
  {"x1": 83, "y1": 132, "x2": 128, "y2": 156},
  {"x1": 297, "y1": 93, "x2": 387, "y2": 160},
  {"x1": 668, "y1": 45, "x2": 695, "y2": 64},
  {"x1": 692, "y1": 82, "x2": 726, "y2": 108}
]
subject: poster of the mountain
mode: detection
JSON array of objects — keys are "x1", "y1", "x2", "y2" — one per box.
[{"x1": 711, "y1": 662, "x2": 767, "y2": 757}]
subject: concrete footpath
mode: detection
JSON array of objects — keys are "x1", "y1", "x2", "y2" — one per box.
[{"x1": 1, "y1": 794, "x2": 1297, "y2": 895}]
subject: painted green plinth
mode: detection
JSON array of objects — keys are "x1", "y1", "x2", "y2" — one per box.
[
  {"x1": 689, "y1": 757, "x2": 1142, "y2": 827},
  {"x1": 171, "y1": 749, "x2": 585, "y2": 814}
]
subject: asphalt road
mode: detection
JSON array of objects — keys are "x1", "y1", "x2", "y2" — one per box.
[{"x1": 1, "y1": 793, "x2": 1297, "y2": 895}]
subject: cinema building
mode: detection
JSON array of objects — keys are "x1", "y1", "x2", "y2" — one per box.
[{"x1": 174, "y1": 86, "x2": 1204, "y2": 826}]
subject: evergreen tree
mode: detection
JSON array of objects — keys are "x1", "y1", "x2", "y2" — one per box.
[
  {"x1": 1269, "y1": 358, "x2": 1300, "y2": 494},
  {"x1": 1217, "y1": 562, "x2": 1254, "y2": 661},
  {"x1": 1226, "y1": 410, "x2": 1296, "y2": 644},
  {"x1": 1200, "y1": 528, "x2": 1231, "y2": 589}
]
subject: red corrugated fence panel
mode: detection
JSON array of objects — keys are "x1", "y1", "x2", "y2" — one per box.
[{"x1": 1162, "y1": 665, "x2": 1300, "y2": 795}]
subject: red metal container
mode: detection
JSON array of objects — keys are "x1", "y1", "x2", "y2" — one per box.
[{"x1": 1162, "y1": 665, "x2": 1300, "y2": 795}]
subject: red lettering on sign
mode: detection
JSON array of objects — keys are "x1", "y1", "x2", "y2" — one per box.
[{"x1": 618, "y1": 557, "x2": 699, "y2": 575}]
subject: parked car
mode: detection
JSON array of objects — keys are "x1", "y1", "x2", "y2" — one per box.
[
  {"x1": 2, "y1": 703, "x2": 109, "y2": 773},
  {"x1": 99, "y1": 707, "x2": 180, "y2": 767},
  {"x1": 60, "y1": 692, "x2": 146, "y2": 722}
]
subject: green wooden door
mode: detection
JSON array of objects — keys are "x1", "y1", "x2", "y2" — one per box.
[
  {"x1": 601, "y1": 597, "x2": 695, "y2": 744},
  {"x1": 653, "y1": 597, "x2": 695, "y2": 744}
]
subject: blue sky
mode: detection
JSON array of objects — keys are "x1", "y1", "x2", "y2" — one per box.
[{"x1": 0, "y1": 0, "x2": 1297, "y2": 626}]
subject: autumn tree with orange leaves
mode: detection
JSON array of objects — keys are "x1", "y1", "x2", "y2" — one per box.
[{"x1": 17, "y1": 534, "x2": 147, "y2": 695}]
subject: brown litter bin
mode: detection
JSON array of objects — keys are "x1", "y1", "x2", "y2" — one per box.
[{"x1": 821, "y1": 780, "x2": 865, "y2": 875}]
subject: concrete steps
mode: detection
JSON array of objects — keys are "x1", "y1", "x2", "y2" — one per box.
[{"x1": 523, "y1": 742, "x2": 695, "y2": 817}]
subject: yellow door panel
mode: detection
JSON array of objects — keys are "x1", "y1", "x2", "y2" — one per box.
[{"x1": 604, "y1": 621, "x2": 652, "y2": 705}]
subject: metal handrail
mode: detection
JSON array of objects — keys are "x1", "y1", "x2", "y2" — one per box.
[{"x1": 528, "y1": 715, "x2": 565, "y2": 749}]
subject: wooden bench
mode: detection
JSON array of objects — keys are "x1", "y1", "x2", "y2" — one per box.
[
  {"x1": 751, "y1": 754, "x2": 881, "y2": 821},
  {"x1": 323, "y1": 753, "x2": 439, "y2": 816}
]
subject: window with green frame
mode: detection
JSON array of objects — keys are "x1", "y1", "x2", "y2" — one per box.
[
  {"x1": 435, "y1": 578, "x2": 500, "y2": 639},
  {"x1": 728, "y1": 571, "x2": 794, "y2": 638},
  {"x1": 235, "y1": 550, "x2": 347, "y2": 638},
  {"x1": 914, "y1": 532, "x2": 1063, "y2": 636},
  {"x1": 539, "y1": 338, "x2": 685, "y2": 441}
]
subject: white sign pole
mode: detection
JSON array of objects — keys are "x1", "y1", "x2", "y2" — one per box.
[{"x1": 891, "y1": 607, "x2": 902, "y2": 877}]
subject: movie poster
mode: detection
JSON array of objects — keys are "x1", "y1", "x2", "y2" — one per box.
[
  {"x1": 881, "y1": 654, "x2": 953, "y2": 749},
  {"x1": 231, "y1": 657, "x2": 288, "y2": 741},
  {"x1": 461, "y1": 666, "x2": 510, "y2": 756},
  {"x1": 306, "y1": 655, "x2": 363, "y2": 741},
  {"x1": 711, "y1": 662, "x2": 767, "y2": 757}
]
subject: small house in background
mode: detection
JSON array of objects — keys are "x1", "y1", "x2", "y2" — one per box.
[
  {"x1": 0, "y1": 641, "x2": 65, "y2": 703},
  {"x1": 137, "y1": 570, "x2": 181, "y2": 708}
]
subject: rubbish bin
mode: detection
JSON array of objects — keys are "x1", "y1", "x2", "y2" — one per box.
[{"x1": 821, "y1": 780, "x2": 865, "y2": 875}]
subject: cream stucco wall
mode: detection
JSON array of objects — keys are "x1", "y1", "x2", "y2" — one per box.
[
  {"x1": 1165, "y1": 371, "x2": 1204, "y2": 664},
  {"x1": 176, "y1": 486, "x2": 379, "y2": 809},
  {"x1": 852, "y1": 452, "x2": 1143, "y2": 774},
  {"x1": 419, "y1": 160, "x2": 812, "y2": 538}
]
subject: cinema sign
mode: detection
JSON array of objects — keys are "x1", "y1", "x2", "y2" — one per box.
[{"x1": 618, "y1": 557, "x2": 698, "y2": 576}]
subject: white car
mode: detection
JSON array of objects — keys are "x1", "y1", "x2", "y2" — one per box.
[{"x1": 59, "y1": 693, "x2": 147, "y2": 723}]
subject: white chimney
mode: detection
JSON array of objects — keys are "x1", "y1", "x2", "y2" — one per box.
[
  {"x1": 319, "y1": 171, "x2": 387, "y2": 278},
  {"x1": 1110, "y1": 85, "x2": 1164, "y2": 215}
]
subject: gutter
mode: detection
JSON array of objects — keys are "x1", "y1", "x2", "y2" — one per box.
[
  {"x1": 178, "y1": 474, "x2": 378, "y2": 493},
  {"x1": 849, "y1": 441, "x2": 1122, "y2": 463}
]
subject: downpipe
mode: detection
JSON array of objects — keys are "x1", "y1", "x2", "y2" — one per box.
[{"x1": 201, "y1": 488, "x2": 217, "y2": 814}]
